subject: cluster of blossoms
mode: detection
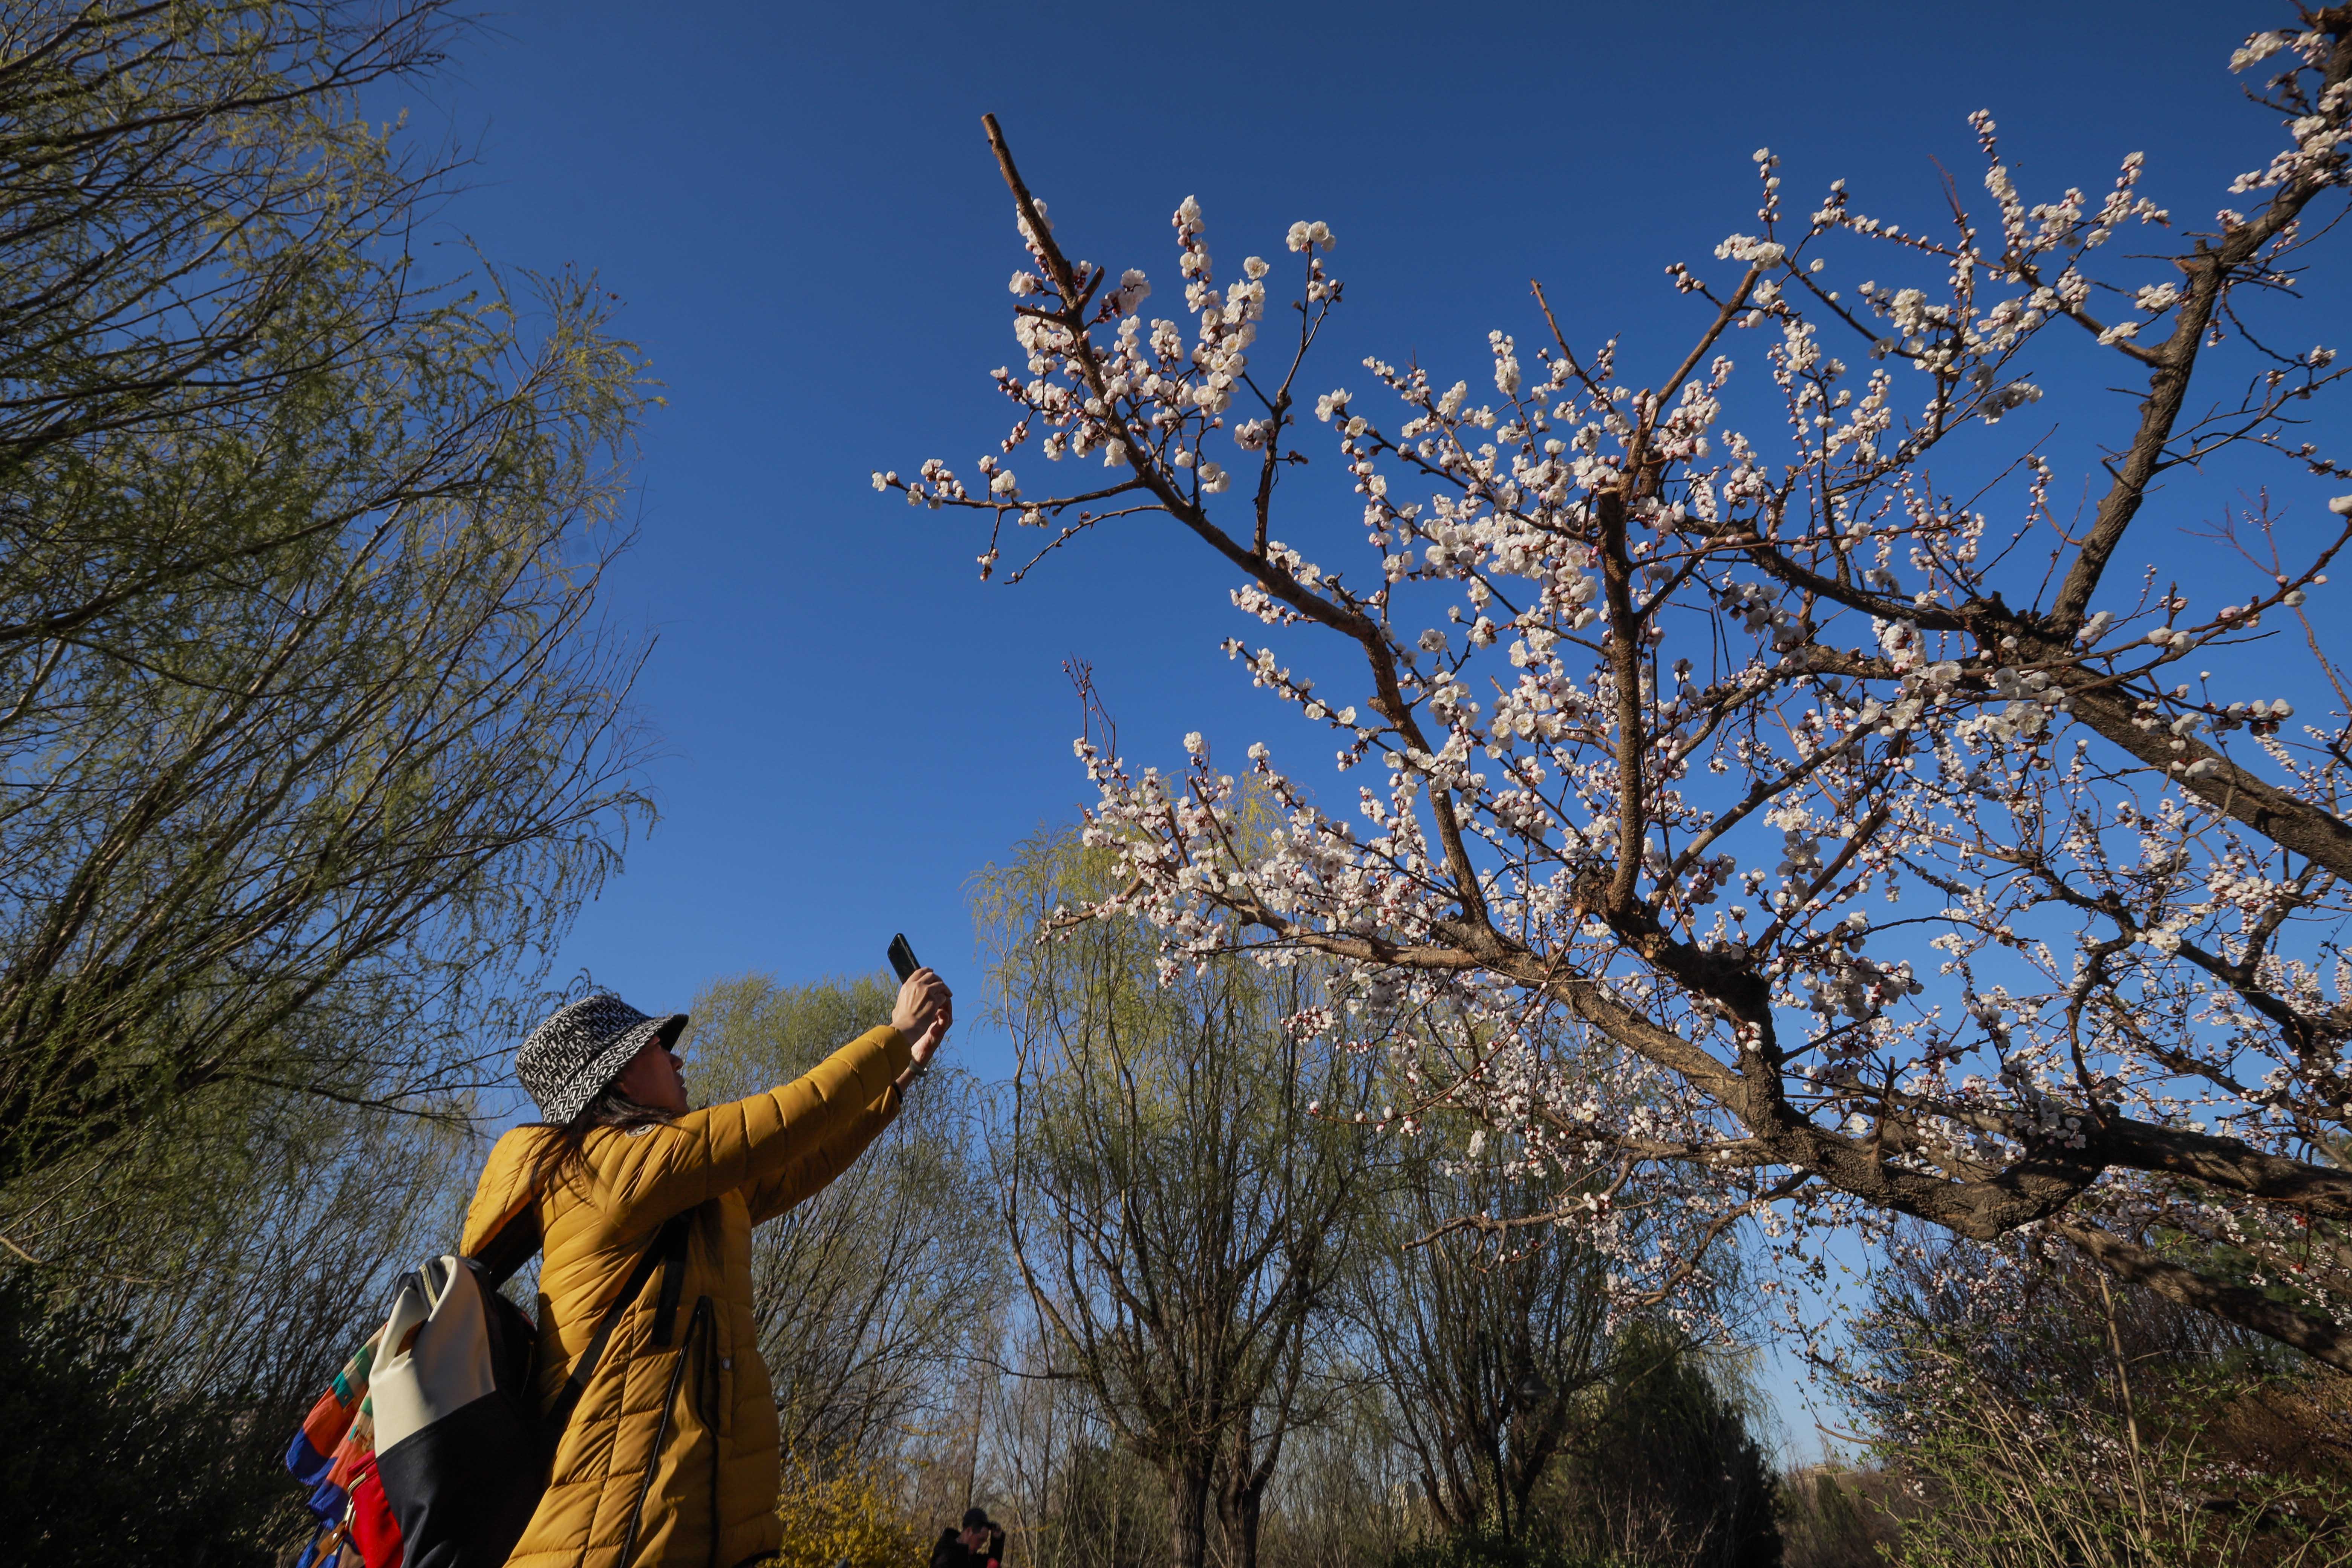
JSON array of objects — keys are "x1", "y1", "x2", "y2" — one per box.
[{"x1": 887, "y1": 16, "x2": 2352, "y2": 1361}]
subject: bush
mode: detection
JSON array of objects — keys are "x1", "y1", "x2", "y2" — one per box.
[
  {"x1": 1852, "y1": 1233, "x2": 2352, "y2": 1568},
  {"x1": 1880, "y1": 1351, "x2": 2352, "y2": 1568},
  {"x1": 772, "y1": 1449, "x2": 928, "y2": 1568},
  {"x1": 1383, "y1": 1530, "x2": 1615, "y2": 1568},
  {"x1": 0, "y1": 1272, "x2": 290, "y2": 1566},
  {"x1": 1775, "y1": 1468, "x2": 1903, "y2": 1568}
]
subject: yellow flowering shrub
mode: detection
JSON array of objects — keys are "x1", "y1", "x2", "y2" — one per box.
[{"x1": 770, "y1": 1450, "x2": 928, "y2": 1568}]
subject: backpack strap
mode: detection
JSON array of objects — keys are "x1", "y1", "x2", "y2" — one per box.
[
  {"x1": 649, "y1": 1213, "x2": 692, "y2": 1347},
  {"x1": 471, "y1": 1206, "x2": 543, "y2": 1290},
  {"x1": 544, "y1": 1212, "x2": 690, "y2": 1433}
]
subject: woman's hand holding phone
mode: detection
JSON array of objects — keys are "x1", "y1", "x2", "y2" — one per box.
[{"x1": 888, "y1": 954, "x2": 951, "y2": 1088}]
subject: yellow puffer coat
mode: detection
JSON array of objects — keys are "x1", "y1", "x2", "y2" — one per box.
[{"x1": 461, "y1": 1023, "x2": 914, "y2": 1568}]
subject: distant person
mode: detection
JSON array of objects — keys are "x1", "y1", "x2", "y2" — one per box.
[
  {"x1": 462, "y1": 967, "x2": 952, "y2": 1567},
  {"x1": 933, "y1": 1508, "x2": 1005, "y2": 1568}
]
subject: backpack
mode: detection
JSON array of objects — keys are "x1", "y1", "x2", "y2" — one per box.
[{"x1": 288, "y1": 1211, "x2": 689, "y2": 1568}]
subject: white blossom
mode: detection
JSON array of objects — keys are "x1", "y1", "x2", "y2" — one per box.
[{"x1": 892, "y1": 41, "x2": 2352, "y2": 1356}]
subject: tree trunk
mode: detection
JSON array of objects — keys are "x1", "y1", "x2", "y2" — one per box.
[
  {"x1": 1219, "y1": 1479, "x2": 1263, "y2": 1568},
  {"x1": 1169, "y1": 1461, "x2": 1213, "y2": 1568}
]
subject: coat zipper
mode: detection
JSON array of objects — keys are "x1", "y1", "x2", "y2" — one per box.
[
  {"x1": 619, "y1": 1294, "x2": 714, "y2": 1566},
  {"x1": 699, "y1": 1299, "x2": 723, "y2": 1568}
]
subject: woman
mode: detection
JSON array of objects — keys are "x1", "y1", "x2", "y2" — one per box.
[{"x1": 460, "y1": 969, "x2": 952, "y2": 1568}]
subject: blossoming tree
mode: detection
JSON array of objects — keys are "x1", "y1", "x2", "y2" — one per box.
[{"x1": 884, "y1": 11, "x2": 2352, "y2": 1367}]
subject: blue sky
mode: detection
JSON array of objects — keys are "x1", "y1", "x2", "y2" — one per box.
[
  {"x1": 410, "y1": 0, "x2": 2301, "y2": 1047},
  {"x1": 404, "y1": 0, "x2": 2320, "y2": 1450}
]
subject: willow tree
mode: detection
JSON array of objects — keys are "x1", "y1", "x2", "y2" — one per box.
[
  {"x1": 1348, "y1": 1125, "x2": 1616, "y2": 1546},
  {"x1": 982, "y1": 827, "x2": 1380, "y2": 1568},
  {"x1": 893, "y1": 12, "x2": 2352, "y2": 1368},
  {"x1": 0, "y1": 0, "x2": 655, "y2": 1184}
]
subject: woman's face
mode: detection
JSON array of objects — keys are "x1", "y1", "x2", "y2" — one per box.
[{"x1": 614, "y1": 1036, "x2": 688, "y2": 1113}]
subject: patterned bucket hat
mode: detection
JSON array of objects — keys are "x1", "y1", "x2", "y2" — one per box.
[{"x1": 516, "y1": 993, "x2": 688, "y2": 1126}]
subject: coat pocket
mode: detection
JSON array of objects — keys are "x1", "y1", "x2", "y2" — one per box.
[{"x1": 704, "y1": 1301, "x2": 735, "y2": 1438}]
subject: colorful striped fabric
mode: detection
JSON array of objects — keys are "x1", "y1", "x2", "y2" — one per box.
[{"x1": 286, "y1": 1335, "x2": 382, "y2": 1568}]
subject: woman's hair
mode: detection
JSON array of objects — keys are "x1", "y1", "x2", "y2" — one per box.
[
  {"x1": 570, "y1": 1077, "x2": 676, "y2": 1135},
  {"x1": 534, "y1": 1075, "x2": 680, "y2": 1192}
]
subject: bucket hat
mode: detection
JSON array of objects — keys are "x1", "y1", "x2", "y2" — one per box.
[{"x1": 517, "y1": 992, "x2": 688, "y2": 1126}]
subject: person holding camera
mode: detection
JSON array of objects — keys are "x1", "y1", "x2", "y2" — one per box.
[
  {"x1": 460, "y1": 964, "x2": 952, "y2": 1568},
  {"x1": 932, "y1": 1508, "x2": 1005, "y2": 1568}
]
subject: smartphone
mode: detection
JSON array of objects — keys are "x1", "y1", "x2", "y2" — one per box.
[{"x1": 887, "y1": 933, "x2": 920, "y2": 983}]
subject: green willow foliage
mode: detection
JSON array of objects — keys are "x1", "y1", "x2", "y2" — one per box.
[
  {"x1": 0, "y1": 0, "x2": 657, "y2": 1185},
  {"x1": 1349, "y1": 1130, "x2": 1617, "y2": 1546}
]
